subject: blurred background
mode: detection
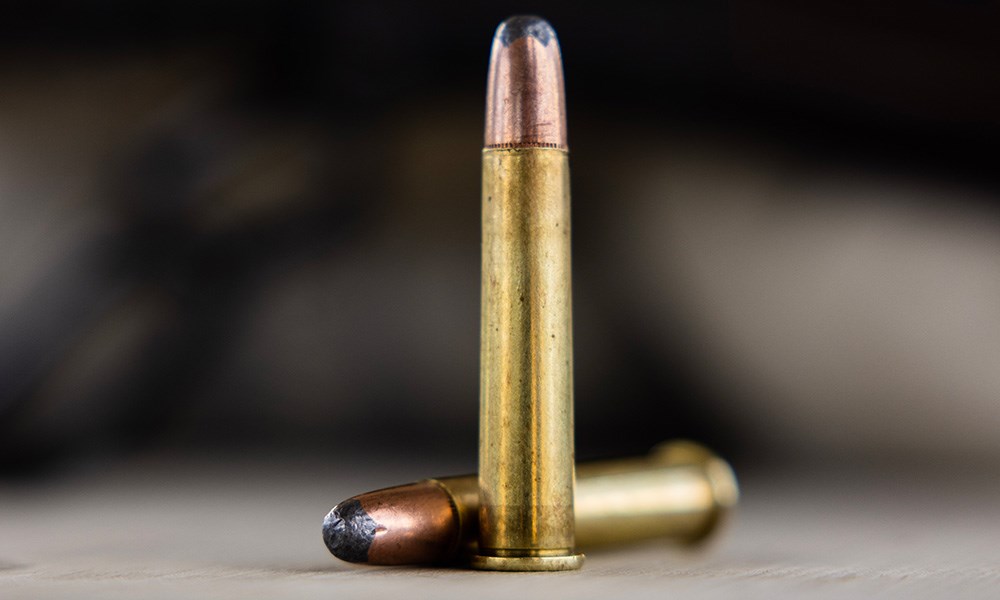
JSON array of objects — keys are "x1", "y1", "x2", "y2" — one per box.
[{"x1": 2, "y1": 0, "x2": 1000, "y2": 477}]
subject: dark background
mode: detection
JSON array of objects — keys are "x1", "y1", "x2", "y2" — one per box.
[{"x1": 2, "y1": 1, "x2": 1000, "y2": 476}]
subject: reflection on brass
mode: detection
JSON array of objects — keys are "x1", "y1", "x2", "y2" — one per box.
[
  {"x1": 322, "y1": 441, "x2": 739, "y2": 565},
  {"x1": 474, "y1": 15, "x2": 582, "y2": 571}
]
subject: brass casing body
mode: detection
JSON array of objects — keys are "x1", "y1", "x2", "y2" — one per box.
[
  {"x1": 573, "y1": 441, "x2": 739, "y2": 545},
  {"x1": 440, "y1": 441, "x2": 738, "y2": 555},
  {"x1": 475, "y1": 147, "x2": 583, "y2": 571}
]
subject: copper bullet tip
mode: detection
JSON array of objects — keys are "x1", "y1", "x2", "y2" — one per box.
[{"x1": 485, "y1": 16, "x2": 567, "y2": 150}]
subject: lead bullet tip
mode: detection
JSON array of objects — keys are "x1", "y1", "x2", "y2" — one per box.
[
  {"x1": 485, "y1": 16, "x2": 567, "y2": 150},
  {"x1": 322, "y1": 500, "x2": 377, "y2": 563},
  {"x1": 495, "y1": 15, "x2": 557, "y2": 47}
]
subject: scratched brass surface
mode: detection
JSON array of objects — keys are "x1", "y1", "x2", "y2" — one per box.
[{"x1": 475, "y1": 147, "x2": 582, "y2": 570}]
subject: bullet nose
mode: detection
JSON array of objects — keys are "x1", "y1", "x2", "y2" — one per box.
[
  {"x1": 322, "y1": 500, "x2": 377, "y2": 563},
  {"x1": 494, "y1": 15, "x2": 557, "y2": 47}
]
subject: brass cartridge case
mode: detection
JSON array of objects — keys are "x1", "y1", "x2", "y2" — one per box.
[
  {"x1": 471, "y1": 440, "x2": 735, "y2": 552},
  {"x1": 468, "y1": 441, "x2": 736, "y2": 554},
  {"x1": 573, "y1": 441, "x2": 738, "y2": 546},
  {"x1": 474, "y1": 146, "x2": 582, "y2": 571}
]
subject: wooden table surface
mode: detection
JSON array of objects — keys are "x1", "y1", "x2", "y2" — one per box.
[{"x1": 2, "y1": 454, "x2": 998, "y2": 599}]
